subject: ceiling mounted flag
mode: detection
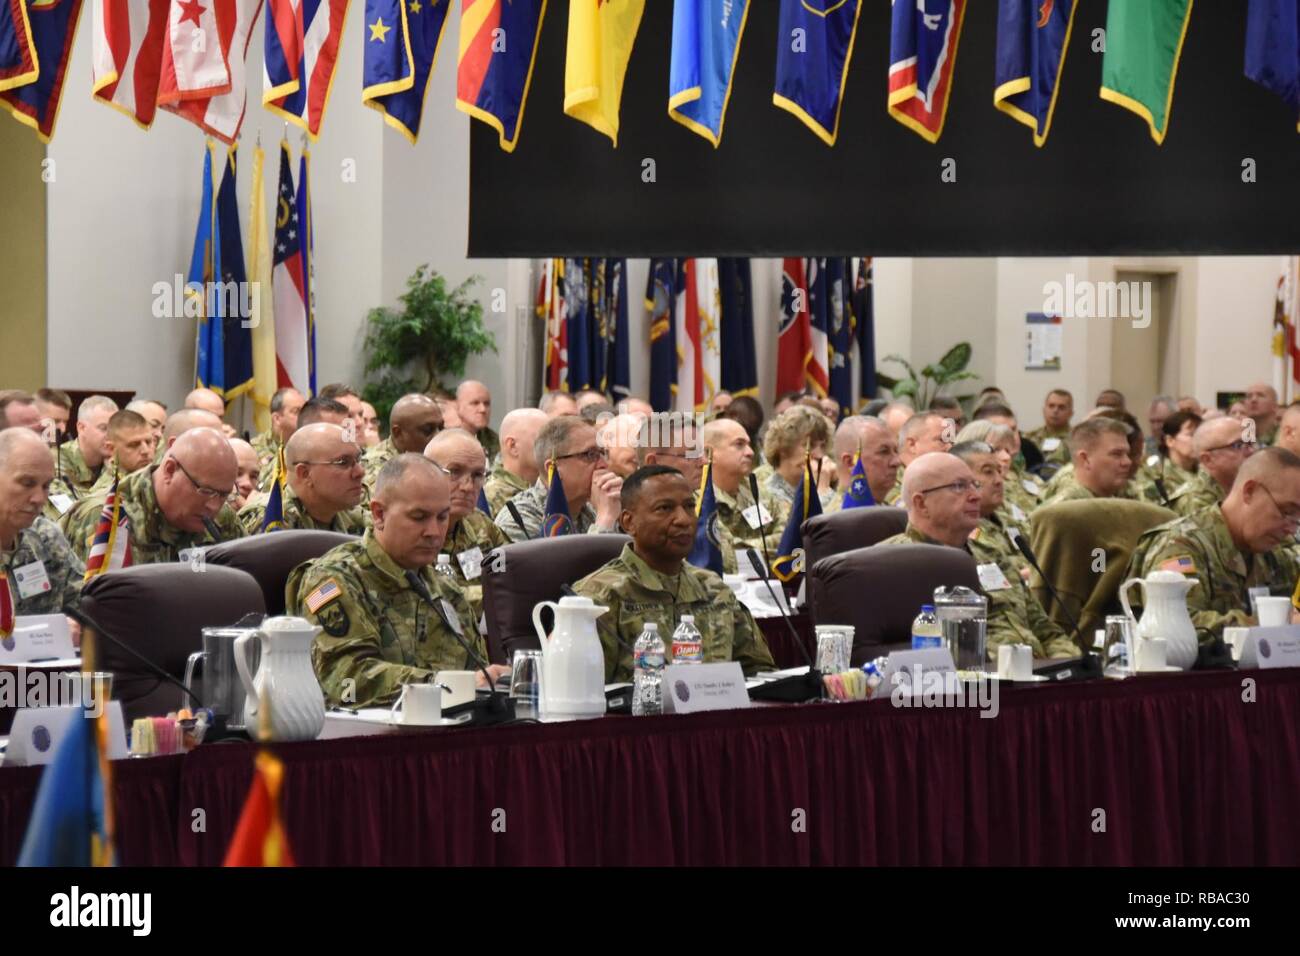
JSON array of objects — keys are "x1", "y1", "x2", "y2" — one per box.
[
  {"x1": 993, "y1": 0, "x2": 1077, "y2": 147},
  {"x1": 887, "y1": 0, "x2": 966, "y2": 143},
  {"x1": 772, "y1": 0, "x2": 862, "y2": 146},
  {"x1": 456, "y1": 0, "x2": 547, "y2": 152},
  {"x1": 1245, "y1": 0, "x2": 1299, "y2": 133},
  {"x1": 668, "y1": 0, "x2": 750, "y2": 147},
  {"x1": 0, "y1": 0, "x2": 39, "y2": 94},
  {"x1": 90, "y1": 0, "x2": 170, "y2": 129},
  {"x1": 264, "y1": 0, "x2": 353, "y2": 140},
  {"x1": 164, "y1": 0, "x2": 262, "y2": 143},
  {"x1": 362, "y1": 0, "x2": 453, "y2": 143},
  {"x1": 158, "y1": 0, "x2": 233, "y2": 106},
  {"x1": 563, "y1": 0, "x2": 644, "y2": 146},
  {"x1": 1098, "y1": 0, "x2": 1194, "y2": 145},
  {"x1": 0, "y1": 0, "x2": 84, "y2": 143}
]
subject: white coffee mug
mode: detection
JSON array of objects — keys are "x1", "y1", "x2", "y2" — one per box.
[
  {"x1": 1256, "y1": 596, "x2": 1292, "y2": 628},
  {"x1": 436, "y1": 670, "x2": 476, "y2": 708},
  {"x1": 391, "y1": 683, "x2": 444, "y2": 725},
  {"x1": 997, "y1": 643, "x2": 1033, "y2": 681},
  {"x1": 1135, "y1": 637, "x2": 1168, "y2": 672}
]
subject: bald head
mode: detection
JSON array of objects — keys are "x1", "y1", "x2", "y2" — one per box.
[
  {"x1": 898, "y1": 412, "x2": 952, "y2": 465},
  {"x1": 229, "y1": 438, "x2": 260, "y2": 509},
  {"x1": 185, "y1": 388, "x2": 225, "y2": 417},
  {"x1": 163, "y1": 407, "x2": 223, "y2": 447},
  {"x1": 154, "y1": 427, "x2": 237, "y2": 532},
  {"x1": 287, "y1": 422, "x2": 355, "y2": 467},
  {"x1": 389, "y1": 393, "x2": 444, "y2": 454},
  {"x1": 597, "y1": 413, "x2": 644, "y2": 478},
  {"x1": 424, "y1": 428, "x2": 488, "y2": 521},
  {"x1": 899, "y1": 452, "x2": 982, "y2": 547},
  {"x1": 0, "y1": 428, "x2": 55, "y2": 539},
  {"x1": 372, "y1": 454, "x2": 453, "y2": 569},
  {"x1": 283, "y1": 423, "x2": 364, "y2": 516},
  {"x1": 881, "y1": 402, "x2": 914, "y2": 437},
  {"x1": 1193, "y1": 416, "x2": 1245, "y2": 457},
  {"x1": 455, "y1": 380, "x2": 492, "y2": 432},
  {"x1": 499, "y1": 407, "x2": 547, "y2": 482},
  {"x1": 1194, "y1": 415, "x2": 1254, "y2": 492},
  {"x1": 1220, "y1": 446, "x2": 1300, "y2": 554}
]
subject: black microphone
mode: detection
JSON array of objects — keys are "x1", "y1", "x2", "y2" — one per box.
[
  {"x1": 64, "y1": 605, "x2": 206, "y2": 709},
  {"x1": 404, "y1": 569, "x2": 516, "y2": 725},
  {"x1": 1006, "y1": 528, "x2": 1102, "y2": 680},
  {"x1": 747, "y1": 473, "x2": 822, "y2": 702}
]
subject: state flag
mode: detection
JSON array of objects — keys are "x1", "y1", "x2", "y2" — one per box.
[
  {"x1": 825, "y1": 258, "x2": 852, "y2": 418},
  {"x1": 852, "y1": 257, "x2": 877, "y2": 402},
  {"x1": 772, "y1": 456, "x2": 822, "y2": 582},
  {"x1": 538, "y1": 258, "x2": 568, "y2": 392},
  {"x1": 668, "y1": 0, "x2": 750, "y2": 146},
  {"x1": 606, "y1": 258, "x2": 630, "y2": 401},
  {"x1": 362, "y1": 0, "x2": 452, "y2": 143},
  {"x1": 1099, "y1": 0, "x2": 1193, "y2": 145},
  {"x1": 84, "y1": 474, "x2": 133, "y2": 579},
  {"x1": 675, "y1": 258, "x2": 720, "y2": 414},
  {"x1": 164, "y1": 0, "x2": 262, "y2": 143},
  {"x1": 272, "y1": 142, "x2": 310, "y2": 394},
  {"x1": 0, "y1": 0, "x2": 38, "y2": 94},
  {"x1": 719, "y1": 258, "x2": 757, "y2": 397},
  {"x1": 261, "y1": 448, "x2": 287, "y2": 531},
  {"x1": 456, "y1": 0, "x2": 547, "y2": 152},
  {"x1": 646, "y1": 257, "x2": 678, "y2": 412},
  {"x1": 247, "y1": 142, "x2": 278, "y2": 433},
  {"x1": 210, "y1": 146, "x2": 254, "y2": 399},
  {"x1": 688, "y1": 457, "x2": 724, "y2": 575},
  {"x1": 17, "y1": 709, "x2": 115, "y2": 866},
  {"x1": 157, "y1": 0, "x2": 232, "y2": 106},
  {"x1": 264, "y1": 0, "x2": 352, "y2": 140},
  {"x1": 223, "y1": 751, "x2": 295, "y2": 866},
  {"x1": 804, "y1": 258, "x2": 830, "y2": 399},
  {"x1": 296, "y1": 145, "x2": 317, "y2": 397},
  {"x1": 993, "y1": 0, "x2": 1076, "y2": 146},
  {"x1": 191, "y1": 143, "x2": 228, "y2": 395},
  {"x1": 1245, "y1": 0, "x2": 1300, "y2": 132},
  {"x1": 541, "y1": 459, "x2": 572, "y2": 536},
  {"x1": 776, "y1": 257, "x2": 813, "y2": 397},
  {"x1": 887, "y1": 0, "x2": 966, "y2": 143},
  {"x1": 90, "y1": 0, "x2": 170, "y2": 129},
  {"x1": 564, "y1": 0, "x2": 644, "y2": 146},
  {"x1": 773, "y1": 0, "x2": 862, "y2": 146},
  {"x1": 840, "y1": 452, "x2": 874, "y2": 509},
  {"x1": 0, "y1": 0, "x2": 84, "y2": 143}
]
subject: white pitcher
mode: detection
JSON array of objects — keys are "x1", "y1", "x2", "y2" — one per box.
[
  {"x1": 1119, "y1": 570, "x2": 1199, "y2": 670},
  {"x1": 235, "y1": 616, "x2": 327, "y2": 741},
  {"x1": 531, "y1": 596, "x2": 608, "y2": 721}
]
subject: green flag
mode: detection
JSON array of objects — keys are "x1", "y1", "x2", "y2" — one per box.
[{"x1": 1099, "y1": 0, "x2": 1194, "y2": 144}]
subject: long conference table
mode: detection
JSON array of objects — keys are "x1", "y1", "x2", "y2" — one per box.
[{"x1": 2, "y1": 667, "x2": 1297, "y2": 866}]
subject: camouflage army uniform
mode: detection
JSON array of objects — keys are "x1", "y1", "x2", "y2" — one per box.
[
  {"x1": 1165, "y1": 469, "x2": 1227, "y2": 518},
  {"x1": 0, "y1": 516, "x2": 84, "y2": 615},
  {"x1": 1037, "y1": 470, "x2": 1101, "y2": 508},
  {"x1": 572, "y1": 543, "x2": 775, "y2": 682},
  {"x1": 251, "y1": 432, "x2": 283, "y2": 493},
  {"x1": 1024, "y1": 426, "x2": 1071, "y2": 468},
  {"x1": 286, "y1": 529, "x2": 487, "y2": 708},
  {"x1": 481, "y1": 463, "x2": 529, "y2": 518},
  {"x1": 714, "y1": 482, "x2": 787, "y2": 574},
  {"x1": 1133, "y1": 456, "x2": 1195, "y2": 508},
  {"x1": 1127, "y1": 504, "x2": 1300, "y2": 640},
  {"x1": 476, "y1": 426, "x2": 501, "y2": 463},
  {"x1": 361, "y1": 437, "x2": 400, "y2": 498},
  {"x1": 55, "y1": 441, "x2": 104, "y2": 497},
  {"x1": 45, "y1": 464, "x2": 143, "y2": 522},
  {"x1": 492, "y1": 479, "x2": 614, "y2": 543},
  {"x1": 878, "y1": 524, "x2": 1078, "y2": 660},
  {"x1": 882, "y1": 470, "x2": 903, "y2": 507},
  {"x1": 439, "y1": 510, "x2": 510, "y2": 619},
  {"x1": 765, "y1": 470, "x2": 835, "y2": 511},
  {"x1": 60, "y1": 465, "x2": 245, "y2": 565},
  {"x1": 1003, "y1": 465, "x2": 1043, "y2": 520},
  {"x1": 1258, "y1": 423, "x2": 1279, "y2": 448},
  {"x1": 236, "y1": 484, "x2": 367, "y2": 536}
]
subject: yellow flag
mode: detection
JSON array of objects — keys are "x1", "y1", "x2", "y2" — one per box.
[
  {"x1": 563, "y1": 0, "x2": 645, "y2": 146},
  {"x1": 247, "y1": 144, "x2": 277, "y2": 434}
]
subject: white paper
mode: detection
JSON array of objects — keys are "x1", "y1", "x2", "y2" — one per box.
[
  {"x1": 661, "y1": 662, "x2": 750, "y2": 714},
  {"x1": 0, "y1": 614, "x2": 76, "y2": 663}
]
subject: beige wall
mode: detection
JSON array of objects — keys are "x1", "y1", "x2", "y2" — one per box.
[{"x1": 0, "y1": 120, "x2": 46, "y2": 391}]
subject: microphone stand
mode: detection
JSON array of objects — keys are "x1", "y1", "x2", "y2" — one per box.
[{"x1": 1007, "y1": 529, "x2": 1102, "y2": 681}]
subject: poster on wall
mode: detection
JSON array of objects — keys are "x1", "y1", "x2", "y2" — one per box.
[{"x1": 1025, "y1": 313, "x2": 1062, "y2": 370}]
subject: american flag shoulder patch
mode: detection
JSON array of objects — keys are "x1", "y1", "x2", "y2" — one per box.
[
  {"x1": 1159, "y1": 556, "x2": 1197, "y2": 575},
  {"x1": 305, "y1": 579, "x2": 343, "y2": 613}
]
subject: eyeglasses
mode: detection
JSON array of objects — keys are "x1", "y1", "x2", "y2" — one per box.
[
  {"x1": 920, "y1": 479, "x2": 982, "y2": 496},
  {"x1": 443, "y1": 466, "x2": 487, "y2": 486},
  {"x1": 554, "y1": 447, "x2": 605, "y2": 465},
  {"x1": 300, "y1": 455, "x2": 364, "y2": 471},
  {"x1": 1257, "y1": 484, "x2": 1300, "y2": 524},
  {"x1": 1207, "y1": 439, "x2": 1256, "y2": 454},
  {"x1": 172, "y1": 457, "x2": 233, "y2": 500}
]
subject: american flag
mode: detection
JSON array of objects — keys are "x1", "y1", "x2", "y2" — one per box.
[
  {"x1": 272, "y1": 141, "x2": 310, "y2": 394},
  {"x1": 304, "y1": 579, "x2": 340, "y2": 613},
  {"x1": 84, "y1": 475, "x2": 133, "y2": 579}
]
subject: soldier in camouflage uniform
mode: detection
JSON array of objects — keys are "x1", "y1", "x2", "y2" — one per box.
[
  {"x1": 286, "y1": 454, "x2": 507, "y2": 708},
  {"x1": 1244, "y1": 382, "x2": 1279, "y2": 448},
  {"x1": 573, "y1": 466, "x2": 775, "y2": 682},
  {"x1": 820, "y1": 416, "x2": 902, "y2": 514},
  {"x1": 0, "y1": 429, "x2": 84, "y2": 616},
  {"x1": 698, "y1": 419, "x2": 788, "y2": 573},
  {"x1": 54, "y1": 395, "x2": 119, "y2": 497},
  {"x1": 453, "y1": 380, "x2": 500, "y2": 463},
  {"x1": 61, "y1": 428, "x2": 244, "y2": 565},
  {"x1": 250, "y1": 387, "x2": 304, "y2": 475},
  {"x1": 424, "y1": 429, "x2": 510, "y2": 620},
  {"x1": 361, "y1": 394, "x2": 443, "y2": 499},
  {"x1": 1126, "y1": 447, "x2": 1300, "y2": 641},
  {"x1": 1165, "y1": 416, "x2": 1254, "y2": 518},
  {"x1": 1037, "y1": 418, "x2": 1132, "y2": 508},
  {"x1": 237, "y1": 424, "x2": 367, "y2": 535},
  {"x1": 1023, "y1": 389, "x2": 1074, "y2": 470},
  {"x1": 45, "y1": 409, "x2": 157, "y2": 522},
  {"x1": 482, "y1": 408, "x2": 547, "y2": 517}
]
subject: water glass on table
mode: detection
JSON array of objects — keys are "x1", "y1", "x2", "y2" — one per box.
[
  {"x1": 814, "y1": 626, "x2": 852, "y2": 676},
  {"x1": 509, "y1": 650, "x2": 544, "y2": 718}
]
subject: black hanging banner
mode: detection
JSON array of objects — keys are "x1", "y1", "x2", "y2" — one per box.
[{"x1": 468, "y1": 0, "x2": 1300, "y2": 259}]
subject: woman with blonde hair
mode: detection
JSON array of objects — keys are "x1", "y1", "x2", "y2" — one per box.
[
  {"x1": 956, "y1": 420, "x2": 1035, "y2": 520},
  {"x1": 762, "y1": 405, "x2": 835, "y2": 507}
]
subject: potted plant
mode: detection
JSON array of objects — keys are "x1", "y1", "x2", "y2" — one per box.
[{"x1": 876, "y1": 343, "x2": 979, "y2": 409}]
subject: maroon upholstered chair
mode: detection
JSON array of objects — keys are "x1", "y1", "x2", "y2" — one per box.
[
  {"x1": 802, "y1": 505, "x2": 909, "y2": 571},
  {"x1": 204, "y1": 530, "x2": 355, "y2": 616}
]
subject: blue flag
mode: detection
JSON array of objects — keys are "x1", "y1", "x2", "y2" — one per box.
[
  {"x1": 211, "y1": 147, "x2": 254, "y2": 400},
  {"x1": 541, "y1": 461, "x2": 573, "y2": 536},
  {"x1": 993, "y1": 0, "x2": 1077, "y2": 146},
  {"x1": 1246, "y1": 0, "x2": 1300, "y2": 132},
  {"x1": 362, "y1": 0, "x2": 454, "y2": 143},
  {"x1": 296, "y1": 148, "x2": 318, "y2": 397},
  {"x1": 773, "y1": 0, "x2": 862, "y2": 145},
  {"x1": 719, "y1": 258, "x2": 757, "y2": 397},
  {"x1": 646, "y1": 258, "x2": 678, "y2": 412},
  {"x1": 853, "y1": 257, "x2": 877, "y2": 402},
  {"x1": 261, "y1": 449, "x2": 287, "y2": 532},
  {"x1": 18, "y1": 712, "x2": 114, "y2": 866},
  {"x1": 192, "y1": 145, "x2": 225, "y2": 395},
  {"x1": 590, "y1": 259, "x2": 608, "y2": 395},
  {"x1": 840, "y1": 453, "x2": 875, "y2": 510},
  {"x1": 826, "y1": 258, "x2": 853, "y2": 419},
  {"x1": 607, "y1": 259, "x2": 631, "y2": 401},
  {"x1": 688, "y1": 459, "x2": 724, "y2": 574},
  {"x1": 565, "y1": 259, "x2": 592, "y2": 391},
  {"x1": 669, "y1": 0, "x2": 751, "y2": 146},
  {"x1": 0, "y1": 0, "x2": 81, "y2": 142},
  {"x1": 476, "y1": 484, "x2": 492, "y2": 517},
  {"x1": 455, "y1": 0, "x2": 547, "y2": 152},
  {"x1": 772, "y1": 458, "x2": 823, "y2": 582},
  {"x1": 0, "y1": 0, "x2": 38, "y2": 94}
]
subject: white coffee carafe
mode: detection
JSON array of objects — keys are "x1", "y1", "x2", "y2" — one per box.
[
  {"x1": 234, "y1": 616, "x2": 327, "y2": 740},
  {"x1": 530, "y1": 596, "x2": 608, "y2": 721},
  {"x1": 1119, "y1": 570, "x2": 1199, "y2": 670}
]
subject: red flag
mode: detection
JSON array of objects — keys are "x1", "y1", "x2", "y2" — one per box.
[
  {"x1": 223, "y1": 751, "x2": 295, "y2": 866},
  {"x1": 539, "y1": 258, "x2": 568, "y2": 391},
  {"x1": 156, "y1": 0, "x2": 231, "y2": 106},
  {"x1": 162, "y1": 0, "x2": 260, "y2": 143},
  {"x1": 776, "y1": 257, "x2": 814, "y2": 396},
  {"x1": 0, "y1": 571, "x2": 13, "y2": 639},
  {"x1": 90, "y1": 0, "x2": 171, "y2": 128}
]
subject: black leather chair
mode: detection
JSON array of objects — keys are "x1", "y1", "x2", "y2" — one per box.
[
  {"x1": 808, "y1": 543, "x2": 981, "y2": 665},
  {"x1": 481, "y1": 535, "x2": 631, "y2": 663},
  {"x1": 803, "y1": 505, "x2": 909, "y2": 570},
  {"x1": 81, "y1": 564, "x2": 266, "y2": 721},
  {"x1": 205, "y1": 530, "x2": 355, "y2": 616}
]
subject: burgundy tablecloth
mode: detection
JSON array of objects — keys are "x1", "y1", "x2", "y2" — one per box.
[
  {"x1": 756, "y1": 611, "x2": 815, "y2": 669},
  {"x1": 3, "y1": 669, "x2": 1299, "y2": 866}
]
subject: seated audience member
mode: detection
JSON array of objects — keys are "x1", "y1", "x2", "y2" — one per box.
[
  {"x1": 185, "y1": 387, "x2": 235, "y2": 439},
  {"x1": 229, "y1": 439, "x2": 261, "y2": 511},
  {"x1": 0, "y1": 428, "x2": 84, "y2": 621},
  {"x1": 1166, "y1": 416, "x2": 1254, "y2": 517},
  {"x1": 928, "y1": 395, "x2": 965, "y2": 430},
  {"x1": 48, "y1": 409, "x2": 157, "y2": 519},
  {"x1": 483, "y1": 408, "x2": 548, "y2": 516},
  {"x1": 879, "y1": 401, "x2": 915, "y2": 439},
  {"x1": 63, "y1": 427, "x2": 245, "y2": 562},
  {"x1": 0, "y1": 391, "x2": 43, "y2": 433},
  {"x1": 822, "y1": 416, "x2": 900, "y2": 511},
  {"x1": 456, "y1": 380, "x2": 499, "y2": 461},
  {"x1": 883, "y1": 411, "x2": 954, "y2": 504},
  {"x1": 1024, "y1": 389, "x2": 1074, "y2": 468},
  {"x1": 287, "y1": 455, "x2": 508, "y2": 708},
  {"x1": 1276, "y1": 402, "x2": 1300, "y2": 458},
  {"x1": 493, "y1": 415, "x2": 622, "y2": 542},
  {"x1": 251, "y1": 387, "x2": 305, "y2": 473},
  {"x1": 1128, "y1": 447, "x2": 1300, "y2": 641},
  {"x1": 1146, "y1": 396, "x2": 1175, "y2": 457},
  {"x1": 1140, "y1": 410, "x2": 1201, "y2": 507},
  {"x1": 362, "y1": 394, "x2": 443, "y2": 496},
  {"x1": 772, "y1": 391, "x2": 804, "y2": 417},
  {"x1": 1177, "y1": 396, "x2": 1205, "y2": 416},
  {"x1": 710, "y1": 391, "x2": 734, "y2": 415},
  {"x1": 573, "y1": 466, "x2": 775, "y2": 682},
  {"x1": 701, "y1": 418, "x2": 786, "y2": 573},
  {"x1": 763, "y1": 405, "x2": 835, "y2": 507},
  {"x1": 638, "y1": 413, "x2": 704, "y2": 490},
  {"x1": 423, "y1": 429, "x2": 509, "y2": 618},
  {"x1": 1244, "y1": 381, "x2": 1280, "y2": 446},
  {"x1": 817, "y1": 395, "x2": 842, "y2": 425},
  {"x1": 956, "y1": 420, "x2": 1032, "y2": 521},
  {"x1": 538, "y1": 390, "x2": 579, "y2": 417},
  {"x1": 239, "y1": 423, "x2": 366, "y2": 534},
  {"x1": 597, "y1": 413, "x2": 643, "y2": 479},
  {"x1": 360, "y1": 401, "x2": 381, "y2": 448},
  {"x1": 1039, "y1": 418, "x2": 1132, "y2": 506},
  {"x1": 579, "y1": 401, "x2": 615, "y2": 425},
  {"x1": 1095, "y1": 389, "x2": 1126, "y2": 411},
  {"x1": 55, "y1": 395, "x2": 118, "y2": 496},
  {"x1": 317, "y1": 383, "x2": 368, "y2": 437},
  {"x1": 34, "y1": 388, "x2": 72, "y2": 442},
  {"x1": 124, "y1": 399, "x2": 167, "y2": 447}
]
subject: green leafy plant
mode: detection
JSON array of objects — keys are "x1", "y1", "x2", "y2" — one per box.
[
  {"x1": 361, "y1": 265, "x2": 497, "y2": 425},
  {"x1": 875, "y1": 343, "x2": 979, "y2": 409}
]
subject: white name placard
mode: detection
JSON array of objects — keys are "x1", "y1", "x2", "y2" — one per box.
[
  {"x1": 5, "y1": 702, "x2": 128, "y2": 767},
  {"x1": 0, "y1": 614, "x2": 77, "y2": 664},
  {"x1": 662, "y1": 662, "x2": 750, "y2": 714},
  {"x1": 1238, "y1": 626, "x2": 1300, "y2": 670}
]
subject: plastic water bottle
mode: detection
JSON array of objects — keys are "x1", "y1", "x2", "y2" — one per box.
[
  {"x1": 671, "y1": 615, "x2": 704, "y2": 664},
  {"x1": 632, "y1": 623, "x2": 666, "y2": 716},
  {"x1": 911, "y1": 605, "x2": 942, "y2": 650},
  {"x1": 434, "y1": 554, "x2": 456, "y2": 582}
]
